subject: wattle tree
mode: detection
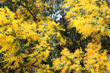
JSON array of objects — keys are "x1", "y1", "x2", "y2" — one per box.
[{"x1": 0, "y1": 0, "x2": 110, "y2": 73}]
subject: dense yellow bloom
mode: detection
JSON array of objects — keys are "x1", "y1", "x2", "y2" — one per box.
[
  {"x1": 84, "y1": 42, "x2": 109, "y2": 72},
  {"x1": 52, "y1": 48, "x2": 83, "y2": 72},
  {"x1": 64, "y1": 0, "x2": 110, "y2": 39},
  {"x1": 0, "y1": 6, "x2": 65, "y2": 73},
  {"x1": 0, "y1": 0, "x2": 110, "y2": 73}
]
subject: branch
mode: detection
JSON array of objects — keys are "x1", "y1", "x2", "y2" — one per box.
[{"x1": 10, "y1": 1, "x2": 37, "y2": 21}]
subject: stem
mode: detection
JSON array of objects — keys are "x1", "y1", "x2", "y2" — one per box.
[{"x1": 10, "y1": 1, "x2": 37, "y2": 21}]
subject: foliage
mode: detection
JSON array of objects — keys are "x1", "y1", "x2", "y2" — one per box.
[{"x1": 0, "y1": 0, "x2": 110, "y2": 73}]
